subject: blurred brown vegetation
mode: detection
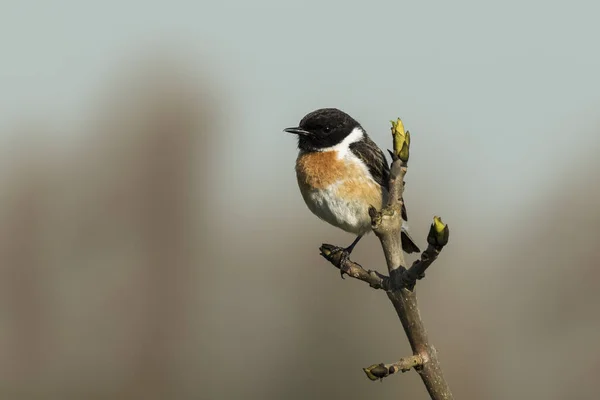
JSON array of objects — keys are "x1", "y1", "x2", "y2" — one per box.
[
  {"x1": 0, "y1": 57, "x2": 222, "y2": 399},
  {"x1": 0, "y1": 55, "x2": 598, "y2": 400}
]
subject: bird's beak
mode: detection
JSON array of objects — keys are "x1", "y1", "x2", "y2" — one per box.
[{"x1": 284, "y1": 127, "x2": 311, "y2": 136}]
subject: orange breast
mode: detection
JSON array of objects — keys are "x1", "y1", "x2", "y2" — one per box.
[
  {"x1": 296, "y1": 150, "x2": 384, "y2": 209},
  {"x1": 296, "y1": 151, "x2": 356, "y2": 189}
]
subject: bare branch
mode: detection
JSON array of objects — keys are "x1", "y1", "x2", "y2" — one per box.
[
  {"x1": 370, "y1": 119, "x2": 453, "y2": 398},
  {"x1": 400, "y1": 215, "x2": 450, "y2": 289},
  {"x1": 401, "y1": 245, "x2": 442, "y2": 291},
  {"x1": 319, "y1": 244, "x2": 390, "y2": 290},
  {"x1": 386, "y1": 289, "x2": 451, "y2": 398}
]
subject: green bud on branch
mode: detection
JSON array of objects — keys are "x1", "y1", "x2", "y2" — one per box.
[
  {"x1": 427, "y1": 216, "x2": 450, "y2": 247},
  {"x1": 391, "y1": 118, "x2": 410, "y2": 162}
]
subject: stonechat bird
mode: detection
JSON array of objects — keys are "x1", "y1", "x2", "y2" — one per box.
[{"x1": 284, "y1": 108, "x2": 420, "y2": 256}]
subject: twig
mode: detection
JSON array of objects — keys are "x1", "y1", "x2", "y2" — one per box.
[
  {"x1": 403, "y1": 246, "x2": 441, "y2": 288},
  {"x1": 363, "y1": 355, "x2": 424, "y2": 381},
  {"x1": 319, "y1": 244, "x2": 390, "y2": 290},
  {"x1": 319, "y1": 118, "x2": 453, "y2": 399}
]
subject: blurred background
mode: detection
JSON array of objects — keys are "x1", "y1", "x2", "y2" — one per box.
[{"x1": 1, "y1": 1, "x2": 599, "y2": 399}]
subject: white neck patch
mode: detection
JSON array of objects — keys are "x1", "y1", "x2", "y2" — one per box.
[{"x1": 318, "y1": 126, "x2": 364, "y2": 158}]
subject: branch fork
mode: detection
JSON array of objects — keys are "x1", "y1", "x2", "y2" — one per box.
[{"x1": 318, "y1": 118, "x2": 453, "y2": 399}]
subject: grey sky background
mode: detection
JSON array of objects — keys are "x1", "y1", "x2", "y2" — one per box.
[
  {"x1": 2, "y1": 0, "x2": 599, "y2": 209},
  {"x1": 1, "y1": 1, "x2": 599, "y2": 399}
]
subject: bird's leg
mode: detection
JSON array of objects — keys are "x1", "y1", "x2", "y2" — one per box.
[
  {"x1": 338, "y1": 235, "x2": 363, "y2": 279},
  {"x1": 345, "y1": 235, "x2": 363, "y2": 254}
]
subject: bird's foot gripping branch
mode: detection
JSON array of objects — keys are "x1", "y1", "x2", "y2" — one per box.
[
  {"x1": 320, "y1": 216, "x2": 448, "y2": 292},
  {"x1": 319, "y1": 118, "x2": 453, "y2": 400}
]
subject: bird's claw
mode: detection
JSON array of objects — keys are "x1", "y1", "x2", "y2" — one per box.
[
  {"x1": 319, "y1": 243, "x2": 354, "y2": 280},
  {"x1": 336, "y1": 247, "x2": 352, "y2": 279},
  {"x1": 341, "y1": 251, "x2": 352, "y2": 279}
]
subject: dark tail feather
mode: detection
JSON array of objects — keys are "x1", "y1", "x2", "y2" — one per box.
[{"x1": 401, "y1": 230, "x2": 421, "y2": 254}]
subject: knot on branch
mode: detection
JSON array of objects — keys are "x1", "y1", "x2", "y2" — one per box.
[
  {"x1": 369, "y1": 205, "x2": 402, "y2": 234},
  {"x1": 363, "y1": 355, "x2": 424, "y2": 382}
]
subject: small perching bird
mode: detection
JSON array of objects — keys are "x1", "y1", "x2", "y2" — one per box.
[{"x1": 284, "y1": 108, "x2": 420, "y2": 256}]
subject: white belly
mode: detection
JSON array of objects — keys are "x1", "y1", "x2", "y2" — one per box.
[{"x1": 301, "y1": 181, "x2": 383, "y2": 236}]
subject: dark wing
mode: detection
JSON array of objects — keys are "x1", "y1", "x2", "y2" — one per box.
[
  {"x1": 349, "y1": 135, "x2": 390, "y2": 188},
  {"x1": 349, "y1": 135, "x2": 409, "y2": 221}
]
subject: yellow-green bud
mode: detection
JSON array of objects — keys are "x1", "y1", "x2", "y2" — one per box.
[
  {"x1": 427, "y1": 216, "x2": 449, "y2": 247},
  {"x1": 390, "y1": 118, "x2": 410, "y2": 162}
]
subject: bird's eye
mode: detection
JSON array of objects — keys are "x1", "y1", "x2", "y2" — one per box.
[{"x1": 323, "y1": 126, "x2": 331, "y2": 133}]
